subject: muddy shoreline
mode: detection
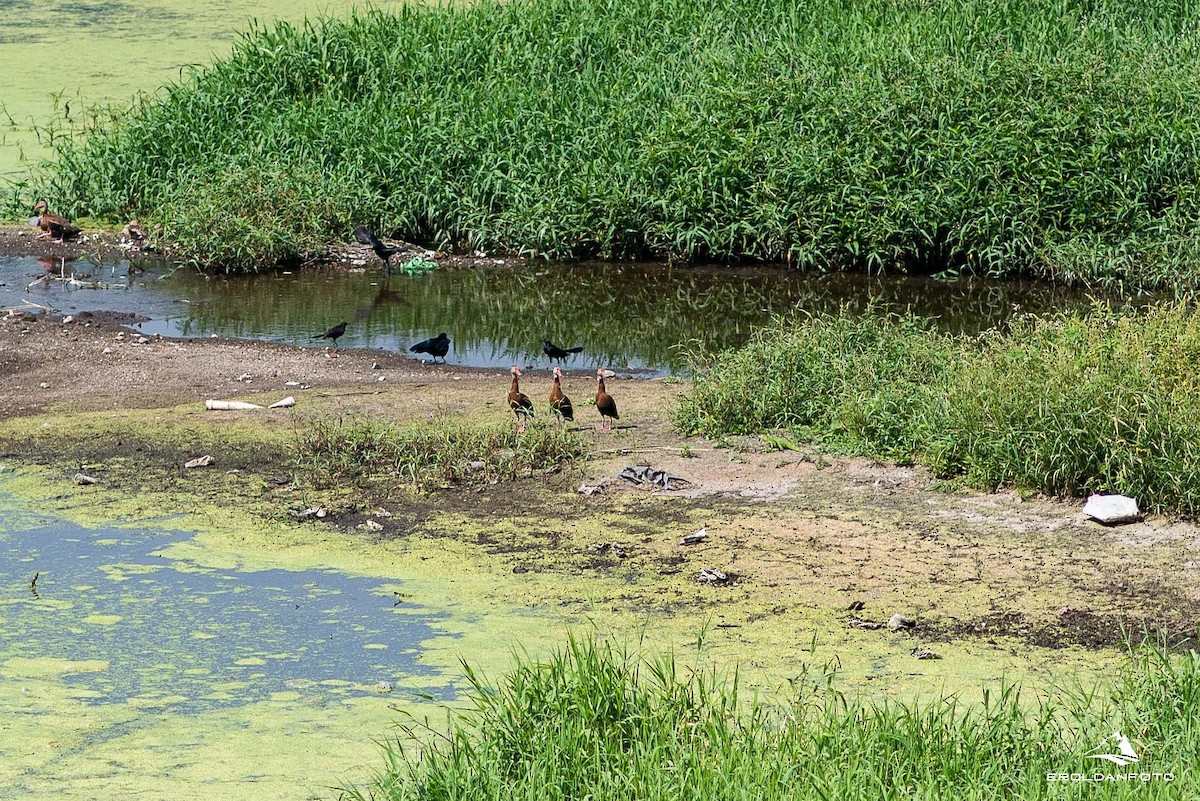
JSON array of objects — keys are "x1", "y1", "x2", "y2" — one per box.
[
  {"x1": 0, "y1": 223, "x2": 526, "y2": 271},
  {"x1": 3, "y1": 308, "x2": 1199, "y2": 672}
]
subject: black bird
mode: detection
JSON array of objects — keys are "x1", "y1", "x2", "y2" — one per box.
[
  {"x1": 410, "y1": 332, "x2": 451, "y2": 363},
  {"x1": 543, "y1": 339, "x2": 583, "y2": 365},
  {"x1": 312, "y1": 321, "x2": 348, "y2": 349},
  {"x1": 355, "y1": 226, "x2": 408, "y2": 270}
]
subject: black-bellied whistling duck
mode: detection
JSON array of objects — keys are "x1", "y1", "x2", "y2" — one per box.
[
  {"x1": 312, "y1": 321, "x2": 348, "y2": 357},
  {"x1": 549, "y1": 366, "x2": 574, "y2": 422},
  {"x1": 31, "y1": 199, "x2": 82, "y2": 243},
  {"x1": 543, "y1": 339, "x2": 583, "y2": 365},
  {"x1": 595, "y1": 368, "x2": 619, "y2": 431},
  {"x1": 410, "y1": 333, "x2": 450, "y2": 363},
  {"x1": 355, "y1": 226, "x2": 408, "y2": 271},
  {"x1": 509, "y1": 366, "x2": 534, "y2": 432},
  {"x1": 121, "y1": 219, "x2": 149, "y2": 247}
]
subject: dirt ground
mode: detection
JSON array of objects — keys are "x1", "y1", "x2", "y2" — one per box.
[{"x1": 3, "y1": 228, "x2": 1200, "y2": 692}]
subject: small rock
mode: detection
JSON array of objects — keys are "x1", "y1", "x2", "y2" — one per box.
[
  {"x1": 297, "y1": 507, "x2": 328, "y2": 520},
  {"x1": 679, "y1": 527, "x2": 708, "y2": 545},
  {"x1": 911, "y1": 646, "x2": 941, "y2": 660},
  {"x1": 468, "y1": 460, "x2": 486, "y2": 472},
  {"x1": 116, "y1": 331, "x2": 125, "y2": 339},
  {"x1": 578, "y1": 483, "x2": 603, "y2": 496},
  {"x1": 236, "y1": 373, "x2": 253, "y2": 382},
  {"x1": 887, "y1": 614, "x2": 916, "y2": 631},
  {"x1": 102, "y1": 347, "x2": 112, "y2": 354},
  {"x1": 39, "y1": 382, "x2": 50, "y2": 389},
  {"x1": 136, "y1": 336, "x2": 149, "y2": 345},
  {"x1": 377, "y1": 375, "x2": 387, "y2": 382},
  {"x1": 1083, "y1": 494, "x2": 1141, "y2": 525},
  {"x1": 362, "y1": 519, "x2": 384, "y2": 532},
  {"x1": 184, "y1": 455, "x2": 215, "y2": 469},
  {"x1": 73, "y1": 473, "x2": 99, "y2": 485},
  {"x1": 62, "y1": 315, "x2": 74, "y2": 324},
  {"x1": 284, "y1": 381, "x2": 302, "y2": 387}
]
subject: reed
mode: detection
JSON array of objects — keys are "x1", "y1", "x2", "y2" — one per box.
[
  {"x1": 293, "y1": 413, "x2": 584, "y2": 489},
  {"x1": 341, "y1": 635, "x2": 1200, "y2": 800},
  {"x1": 675, "y1": 301, "x2": 1200, "y2": 515},
  {"x1": 25, "y1": 0, "x2": 1200, "y2": 284}
]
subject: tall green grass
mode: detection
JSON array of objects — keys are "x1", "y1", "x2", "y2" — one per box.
[
  {"x1": 674, "y1": 301, "x2": 1200, "y2": 515},
  {"x1": 30, "y1": 0, "x2": 1200, "y2": 283},
  {"x1": 342, "y1": 636, "x2": 1199, "y2": 800}
]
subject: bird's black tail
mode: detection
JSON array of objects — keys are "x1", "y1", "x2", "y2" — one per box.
[
  {"x1": 355, "y1": 225, "x2": 384, "y2": 250},
  {"x1": 567, "y1": 346, "x2": 584, "y2": 354}
]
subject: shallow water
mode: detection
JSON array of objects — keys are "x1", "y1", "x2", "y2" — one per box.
[
  {"x1": 0, "y1": 479, "x2": 451, "y2": 798},
  {"x1": 0, "y1": 489, "x2": 445, "y2": 711},
  {"x1": 0, "y1": 254, "x2": 1118, "y2": 373}
]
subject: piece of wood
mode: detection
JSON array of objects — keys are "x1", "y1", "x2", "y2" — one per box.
[{"x1": 205, "y1": 400, "x2": 265, "y2": 411}]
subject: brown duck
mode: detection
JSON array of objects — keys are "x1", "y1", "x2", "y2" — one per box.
[
  {"x1": 31, "y1": 199, "x2": 82, "y2": 242},
  {"x1": 508, "y1": 366, "x2": 534, "y2": 432},
  {"x1": 548, "y1": 366, "x2": 574, "y2": 422},
  {"x1": 595, "y1": 368, "x2": 619, "y2": 430}
]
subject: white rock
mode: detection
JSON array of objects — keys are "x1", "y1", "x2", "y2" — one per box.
[
  {"x1": 1083, "y1": 494, "x2": 1141, "y2": 525},
  {"x1": 184, "y1": 455, "x2": 215, "y2": 469}
]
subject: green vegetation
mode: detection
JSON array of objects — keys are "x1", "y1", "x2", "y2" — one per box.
[
  {"x1": 31, "y1": 0, "x2": 1200, "y2": 282},
  {"x1": 293, "y1": 413, "x2": 584, "y2": 489},
  {"x1": 675, "y1": 301, "x2": 1200, "y2": 515},
  {"x1": 343, "y1": 636, "x2": 1198, "y2": 800}
]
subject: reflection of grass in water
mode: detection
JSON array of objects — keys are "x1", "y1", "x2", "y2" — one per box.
[{"x1": 151, "y1": 263, "x2": 1108, "y2": 371}]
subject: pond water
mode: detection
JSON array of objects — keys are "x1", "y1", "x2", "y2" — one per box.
[
  {"x1": 0, "y1": 489, "x2": 445, "y2": 711},
  {"x1": 0, "y1": 254, "x2": 1119, "y2": 373},
  {"x1": 0, "y1": 480, "x2": 455, "y2": 798}
]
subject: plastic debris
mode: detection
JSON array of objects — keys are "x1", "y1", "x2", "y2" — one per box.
[{"x1": 1083, "y1": 494, "x2": 1141, "y2": 525}]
